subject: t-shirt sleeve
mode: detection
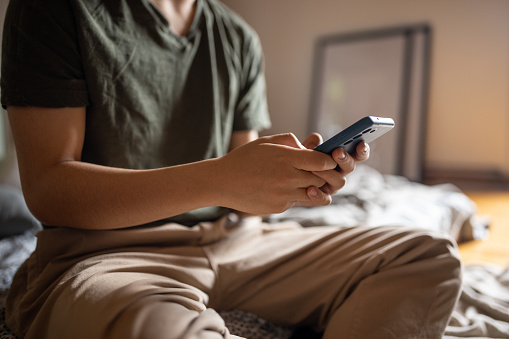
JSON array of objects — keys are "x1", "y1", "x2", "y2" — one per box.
[
  {"x1": 232, "y1": 30, "x2": 271, "y2": 132},
  {"x1": 1, "y1": 0, "x2": 89, "y2": 108}
]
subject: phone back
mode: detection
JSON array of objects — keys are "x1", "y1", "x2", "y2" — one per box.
[{"x1": 314, "y1": 116, "x2": 394, "y2": 155}]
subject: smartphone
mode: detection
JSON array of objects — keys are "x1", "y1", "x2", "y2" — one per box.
[{"x1": 314, "y1": 116, "x2": 395, "y2": 155}]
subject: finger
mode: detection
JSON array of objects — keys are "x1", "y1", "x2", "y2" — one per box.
[
  {"x1": 268, "y1": 188, "x2": 311, "y2": 214},
  {"x1": 302, "y1": 133, "x2": 323, "y2": 149},
  {"x1": 312, "y1": 169, "x2": 347, "y2": 194},
  {"x1": 259, "y1": 133, "x2": 337, "y2": 171},
  {"x1": 331, "y1": 148, "x2": 356, "y2": 175},
  {"x1": 353, "y1": 141, "x2": 370, "y2": 162},
  {"x1": 291, "y1": 168, "x2": 327, "y2": 189},
  {"x1": 291, "y1": 148, "x2": 338, "y2": 172},
  {"x1": 306, "y1": 186, "x2": 332, "y2": 206},
  {"x1": 288, "y1": 187, "x2": 321, "y2": 208}
]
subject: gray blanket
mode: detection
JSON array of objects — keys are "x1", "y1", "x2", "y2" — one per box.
[{"x1": 446, "y1": 265, "x2": 509, "y2": 338}]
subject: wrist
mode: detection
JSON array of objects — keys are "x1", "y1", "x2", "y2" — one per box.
[{"x1": 203, "y1": 156, "x2": 234, "y2": 210}]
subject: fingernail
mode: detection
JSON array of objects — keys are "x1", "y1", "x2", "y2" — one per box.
[
  {"x1": 309, "y1": 187, "x2": 318, "y2": 197},
  {"x1": 337, "y1": 149, "x2": 346, "y2": 160}
]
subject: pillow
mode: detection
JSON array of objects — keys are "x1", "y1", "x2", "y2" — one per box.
[{"x1": 0, "y1": 185, "x2": 41, "y2": 237}]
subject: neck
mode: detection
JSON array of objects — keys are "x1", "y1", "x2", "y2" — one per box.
[{"x1": 150, "y1": 0, "x2": 197, "y2": 36}]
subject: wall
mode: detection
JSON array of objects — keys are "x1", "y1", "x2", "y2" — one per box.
[
  {"x1": 0, "y1": 0, "x2": 7, "y2": 163},
  {"x1": 0, "y1": 0, "x2": 20, "y2": 187},
  {"x1": 221, "y1": 0, "x2": 509, "y2": 177}
]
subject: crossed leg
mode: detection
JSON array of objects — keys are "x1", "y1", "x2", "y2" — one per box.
[
  {"x1": 206, "y1": 221, "x2": 462, "y2": 339},
  {"x1": 17, "y1": 219, "x2": 461, "y2": 339}
]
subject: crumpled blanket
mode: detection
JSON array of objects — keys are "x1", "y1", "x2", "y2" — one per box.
[
  {"x1": 0, "y1": 230, "x2": 37, "y2": 339},
  {"x1": 445, "y1": 264, "x2": 509, "y2": 338},
  {"x1": 267, "y1": 164, "x2": 489, "y2": 244}
]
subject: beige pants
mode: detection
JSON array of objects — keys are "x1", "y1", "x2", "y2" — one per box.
[{"x1": 6, "y1": 215, "x2": 462, "y2": 339}]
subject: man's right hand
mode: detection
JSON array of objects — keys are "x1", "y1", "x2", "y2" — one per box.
[{"x1": 214, "y1": 133, "x2": 338, "y2": 215}]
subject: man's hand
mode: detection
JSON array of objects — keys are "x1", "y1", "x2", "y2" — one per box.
[
  {"x1": 215, "y1": 133, "x2": 339, "y2": 215},
  {"x1": 215, "y1": 132, "x2": 370, "y2": 215},
  {"x1": 300, "y1": 133, "x2": 370, "y2": 207}
]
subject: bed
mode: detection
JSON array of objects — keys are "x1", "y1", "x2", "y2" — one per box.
[{"x1": 1, "y1": 165, "x2": 508, "y2": 338}]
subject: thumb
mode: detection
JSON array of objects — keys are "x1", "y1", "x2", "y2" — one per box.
[{"x1": 302, "y1": 133, "x2": 323, "y2": 149}]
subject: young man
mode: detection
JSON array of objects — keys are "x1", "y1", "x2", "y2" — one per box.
[{"x1": 2, "y1": 0, "x2": 462, "y2": 338}]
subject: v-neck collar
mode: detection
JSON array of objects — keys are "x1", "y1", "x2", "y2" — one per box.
[{"x1": 142, "y1": 0, "x2": 203, "y2": 41}]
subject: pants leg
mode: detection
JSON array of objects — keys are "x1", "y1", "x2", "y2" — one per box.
[
  {"x1": 7, "y1": 220, "x2": 244, "y2": 339},
  {"x1": 206, "y1": 219, "x2": 462, "y2": 339}
]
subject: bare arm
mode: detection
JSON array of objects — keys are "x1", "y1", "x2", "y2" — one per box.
[
  {"x1": 8, "y1": 106, "x2": 233, "y2": 229},
  {"x1": 9, "y1": 106, "x2": 338, "y2": 229},
  {"x1": 229, "y1": 130, "x2": 259, "y2": 151}
]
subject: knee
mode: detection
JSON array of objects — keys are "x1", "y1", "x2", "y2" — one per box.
[
  {"x1": 408, "y1": 229, "x2": 463, "y2": 289},
  {"x1": 436, "y1": 233, "x2": 463, "y2": 283},
  {"x1": 382, "y1": 227, "x2": 463, "y2": 281},
  {"x1": 423, "y1": 231, "x2": 462, "y2": 266}
]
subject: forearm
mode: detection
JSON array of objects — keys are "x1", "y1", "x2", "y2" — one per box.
[
  {"x1": 10, "y1": 105, "x2": 341, "y2": 229},
  {"x1": 24, "y1": 158, "x2": 223, "y2": 229},
  {"x1": 8, "y1": 106, "x2": 228, "y2": 230}
]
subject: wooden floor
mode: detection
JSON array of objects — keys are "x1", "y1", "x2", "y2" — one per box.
[{"x1": 458, "y1": 191, "x2": 509, "y2": 267}]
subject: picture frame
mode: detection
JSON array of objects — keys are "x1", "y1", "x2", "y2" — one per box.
[{"x1": 308, "y1": 24, "x2": 432, "y2": 182}]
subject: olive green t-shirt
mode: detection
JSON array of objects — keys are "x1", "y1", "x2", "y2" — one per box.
[{"x1": 1, "y1": 0, "x2": 271, "y2": 225}]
